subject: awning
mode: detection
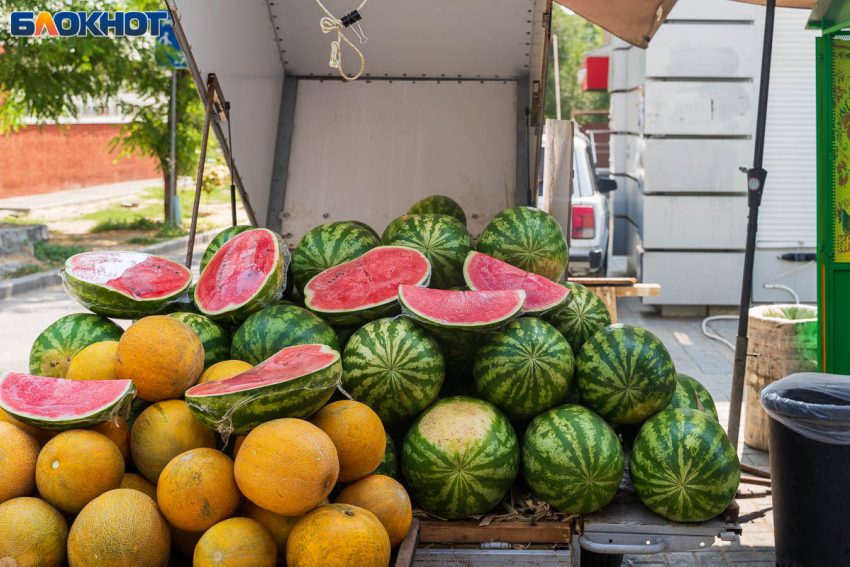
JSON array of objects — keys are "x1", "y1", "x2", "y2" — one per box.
[{"x1": 553, "y1": 0, "x2": 678, "y2": 48}]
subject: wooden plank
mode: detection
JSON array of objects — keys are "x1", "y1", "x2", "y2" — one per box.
[
  {"x1": 393, "y1": 518, "x2": 420, "y2": 567},
  {"x1": 569, "y1": 277, "x2": 637, "y2": 286},
  {"x1": 615, "y1": 283, "x2": 661, "y2": 297},
  {"x1": 419, "y1": 521, "x2": 571, "y2": 544},
  {"x1": 540, "y1": 119, "x2": 573, "y2": 242}
]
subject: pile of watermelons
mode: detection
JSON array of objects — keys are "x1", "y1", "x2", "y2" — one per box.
[{"x1": 0, "y1": 195, "x2": 740, "y2": 567}]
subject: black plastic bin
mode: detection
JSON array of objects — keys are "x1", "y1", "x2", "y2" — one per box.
[{"x1": 760, "y1": 373, "x2": 850, "y2": 567}]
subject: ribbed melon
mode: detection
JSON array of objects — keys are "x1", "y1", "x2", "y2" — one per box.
[
  {"x1": 336, "y1": 475, "x2": 412, "y2": 548},
  {"x1": 0, "y1": 422, "x2": 40, "y2": 504},
  {"x1": 29, "y1": 313, "x2": 123, "y2": 378},
  {"x1": 287, "y1": 504, "x2": 390, "y2": 567},
  {"x1": 194, "y1": 517, "x2": 277, "y2": 567},
  {"x1": 0, "y1": 497, "x2": 68, "y2": 567},
  {"x1": 312, "y1": 401, "x2": 386, "y2": 483},
  {"x1": 66, "y1": 340, "x2": 120, "y2": 381}
]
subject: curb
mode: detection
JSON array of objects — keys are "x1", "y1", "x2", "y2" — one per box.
[{"x1": 0, "y1": 229, "x2": 220, "y2": 302}]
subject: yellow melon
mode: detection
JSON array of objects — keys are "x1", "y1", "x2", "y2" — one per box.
[
  {"x1": 66, "y1": 340, "x2": 120, "y2": 381},
  {"x1": 242, "y1": 500, "x2": 301, "y2": 560},
  {"x1": 115, "y1": 315, "x2": 204, "y2": 402},
  {"x1": 287, "y1": 503, "x2": 390, "y2": 567},
  {"x1": 312, "y1": 401, "x2": 386, "y2": 483},
  {"x1": 67, "y1": 488, "x2": 170, "y2": 567},
  {"x1": 234, "y1": 419, "x2": 338, "y2": 517},
  {"x1": 336, "y1": 475, "x2": 412, "y2": 547},
  {"x1": 120, "y1": 473, "x2": 157, "y2": 503},
  {"x1": 232, "y1": 435, "x2": 246, "y2": 459},
  {"x1": 0, "y1": 407, "x2": 56, "y2": 446},
  {"x1": 36, "y1": 429, "x2": 124, "y2": 514},
  {"x1": 194, "y1": 517, "x2": 277, "y2": 567},
  {"x1": 90, "y1": 416, "x2": 130, "y2": 462},
  {"x1": 0, "y1": 497, "x2": 68, "y2": 567},
  {"x1": 198, "y1": 359, "x2": 253, "y2": 384},
  {"x1": 130, "y1": 399, "x2": 216, "y2": 483},
  {"x1": 170, "y1": 523, "x2": 204, "y2": 558},
  {"x1": 0, "y1": 422, "x2": 40, "y2": 504}
]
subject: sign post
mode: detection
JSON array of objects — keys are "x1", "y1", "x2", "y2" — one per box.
[{"x1": 156, "y1": 18, "x2": 187, "y2": 229}]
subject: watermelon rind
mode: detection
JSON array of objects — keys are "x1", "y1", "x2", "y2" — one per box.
[
  {"x1": 231, "y1": 304, "x2": 340, "y2": 365},
  {"x1": 473, "y1": 318, "x2": 574, "y2": 421},
  {"x1": 550, "y1": 282, "x2": 612, "y2": 355},
  {"x1": 304, "y1": 246, "x2": 432, "y2": 327},
  {"x1": 630, "y1": 408, "x2": 740, "y2": 522},
  {"x1": 576, "y1": 323, "x2": 677, "y2": 425},
  {"x1": 522, "y1": 405, "x2": 624, "y2": 514},
  {"x1": 341, "y1": 317, "x2": 445, "y2": 426},
  {"x1": 166, "y1": 312, "x2": 231, "y2": 370},
  {"x1": 407, "y1": 195, "x2": 467, "y2": 226},
  {"x1": 185, "y1": 344, "x2": 341, "y2": 435},
  {"x1": 381, "y1": 214, "x2": 417, "y2": 244},
  {"x1": 401, "y1": 396, "x2": 519, "y2": 519},
  {"x1": 347, "y1": 220, "x2": 381, "y2": 242},
  {"x1": 476, "y1": 207, "x2": 569, "y2": 281},
  {"x1": 386, "y1": 214, "x2": 473, "y2": 289},
  {"x1": 0, "y1": 372, "x2": 136, "y2": 431},
  {"x1": 29, "y1": 313, "x2": 124, "y2": 378},
  {"x1": 667, "y1": 373, "x2": 720, "y2": 422},
  {"x1": 199, "y1": 225, "x2": 253, "y2": 273},
  {"x1": 291, "y1": 221, "x2": 381, "y2": 290},
  {"x1": 195, "y1": 228, "x2": 290, "y2": 326},
  {"x1": 62, "y1": 251, "x2": 192, "y2": 319},
  {"x1": 398, "y1": 286, "x2": 526, "y2": 333}
]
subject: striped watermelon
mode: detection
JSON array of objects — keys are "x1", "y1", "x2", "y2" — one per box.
[
  {"x1": 341, "y1": 318, "x2": 445, "y2": 426},
  {"x1": 231, "y1": 304, "x2": 340, "y2": 365},
  {"x1": 401, "y1": 396, "x2": 519, "y2": 519},
  {"x1": 29, "y1": 314, "x2": 124, "y2": 378},
  {"x1": 398, "y1": 286, "x2": 526, "y2": 333},
  {"x1": 473, "y1": 318, "x2": 574, "y2": 421},
  {"x1": 347, "y1": 220, "x2": 381, "y2": 242},
  {"x1": 291, "y1": 221, "x2": 381, "y2": 290},
  {"x1": 476, "y1": 207, "x2": 568, "y2": 281},
  {"x1": 334, "y1": 325, "x2": 358, "y2": 350},
  {"x1": 199, "y1": 225, "x2": 253, "y2": 273},
  {"x1": 186, "y1": 343, "x2": 341, "y2": 435},
  {"x1": 431, "y1": 329, "x2": 485, "y2": 380},
  {"x1": 668, "y1": 374, "x2": 719, "y2": 422},
  {"x1": 386, "y1": 214, "x2": 473, "y2": 289},
  {"x1": 630, "y1": 408, "x2": 740, "y2": 522},
  {"x1": 374, "y1": 432, "x2": 399, "y2": 479},
  {"x1": 550, "y1": 282, "x2": 612, "y2": 354},
  {"x1": 522, "y1": 405, "x2": 624, "y2": 514},
  {"x1": 167, "y1": 312, "x2": 231, "y2": 370},
  {"x1": 381, "y1": 215, "x2": 416, "y2": 244},
  {"x1": 407, "y1": 195, "x2": 467, "y2": 226},
  {"x1": 576, "y1": 324, "x2": 676, "y2": 425}
]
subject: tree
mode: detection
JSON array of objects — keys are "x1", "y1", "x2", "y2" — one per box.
[{"x1": 544, "y1": 7, "x2": 610, "y2": 122}]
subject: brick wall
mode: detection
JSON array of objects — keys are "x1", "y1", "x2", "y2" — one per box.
[{"x1": 0, "y1": 123, "x2": 160, "y2": 198}]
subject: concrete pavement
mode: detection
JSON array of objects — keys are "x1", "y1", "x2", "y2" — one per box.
[{"x1": 0, "y1": 178, "x2": 161, "y2": 212}]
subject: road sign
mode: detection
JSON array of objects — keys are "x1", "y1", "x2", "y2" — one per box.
[{"x1": 156, "y1": 20, "x2": 187, "y2": 69}]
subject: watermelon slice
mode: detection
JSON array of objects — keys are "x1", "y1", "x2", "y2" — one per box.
[
  {"x1": 185, "y1": 343, "x2": 341, "y2": 435},
  {"x1": 0, "y1": 372, "x2": 136, "y2": 431},
  {"x1": 63, "y1": 251, "x2": 192, "y2": 319},
  {"x1": 303, "y1": 246, "x2": 431, "y2": 326},
  {"x1": 398, "y1": 285, "x2": 526, "y2": 332},
  {"x1": 195, "y1": 228, "x2": 290, "y2": 325},
  {"x1": 463, "y1": 251, "x2": 571, "y2": 317}
]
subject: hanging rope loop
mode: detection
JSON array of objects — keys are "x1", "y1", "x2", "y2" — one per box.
[{"x1": 314, "y1": 0, "x2": 368, "y2": 81}]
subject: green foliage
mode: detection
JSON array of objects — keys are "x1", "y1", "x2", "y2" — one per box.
[
  {"x1": 90, "y1": 217, "x2": 158, "y2": 233},
  {"x1": 34, "y1": 241, "x2": 89, "y2": 266}
]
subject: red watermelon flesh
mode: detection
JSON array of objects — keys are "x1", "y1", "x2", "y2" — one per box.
[
  {"x1": 67, "y1": 251, "x2": 191, "y2": 299},
  {"x1": 398, "y1": 285, "x2": 526, "y2": 330},
  {"x1": 463, "y1": 251, "x2": 570, "y2": 315}
]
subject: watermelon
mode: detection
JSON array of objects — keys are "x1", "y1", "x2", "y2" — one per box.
[
  {"x1": 166, "y1": 312, "x2": 231, "y2": 370},
  {"x1": 347, "y1": 220, "x2": 381, "y2": 242},
  {"x1": 231, "y1": 304, "x2": 340, "y2": 365},
  {"x1": 522, "y1": 405, "x2": 624, "y2": 514},
  {"x1": 29, "y1": 313, "x2": 124, "y2": 378},
  {"x1": 199, "y1": 225, "x2": 253, "y2": 273},
  {"x1": 0, "y1": 372, "x2": 136, "y2": 431},
  {"x1": 550, "y1": 282, "x2": 612, "y2": 355},
  {"x1": 668, "y1": 374, "x2": 720, "y2": 422},
  {"x1": 630, "y1": 408, "x2": 740, "y2": 522},
  {"x1": 407, "y1": 195, "x2": 467, "y2": 226},
  {"x1": 463, "y1": 251, "x2": 571, "y2": 317},
  {"x1": 62, "y1": 251, "x2": 192, "y2": 319},
  {"x1": 381, "y1": 215, "x2": 416, "y2": 244},
  {"x1": 385, "y1": 214, "x2": 473, "y2": 289},
  {"x1": 401, "y1": 396, "x2": 519, "y2": 519},
  {"x1": 473, "y1": 318, "x2": 574, "y2": 421},
  {"x1": 291, "y1": 221, "x2": 381, "y2": 290},
  {"x1": 373, "y1": 433, "x2": 399, "y2": 479},
  {"x1": 576, "y1": 324, "x2": 677, "y2": 425},
  {"x1": 185, "y1": 343, "x2": 341, "y2": 435},
  {"x1": 431, "y1": 329, "x2": 485, "y2": 379},
  {"x1": 304, "y1": 246, "x2": 432, "y2": 326},
  {"x1": 476, "y1": 207, "x2": 568, "y2": 281},
  {"x1": 341, "y1": 317, "x2": 445, "y2": 426},
  {"x1": 195, "y1": 229, "x2": 290, "y2": 325},
  {"x1": 398, "y1": 286, "x2": 526, "y2": 333}
]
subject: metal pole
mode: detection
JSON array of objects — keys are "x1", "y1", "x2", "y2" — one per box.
[
  {"x1": 185, "y1": 87, "x2": 216, "y2": 269},
  {"x1": 727, "y1": 0, "x2": 775, "y2": 450},
  {"x1": 169, "y1": 69, "x2": 178, "y2": 228},
  {"x1": 225, "y1": 101, "x2": 237, "y2": 227},
  {"x1": 552, "y1": 34, "x2": 562, "y2": 121}
]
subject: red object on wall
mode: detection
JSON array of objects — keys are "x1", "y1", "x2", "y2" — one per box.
[
  {"x1": 0, "y1": 124, "x2": 159, "y2": 199},
  {"x1": 581, "y1": 56, "x2": 609, "y2": 92}
]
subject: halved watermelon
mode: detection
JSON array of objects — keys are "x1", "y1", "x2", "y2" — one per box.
[
  {"x1": 0, "y1": 372, "x2": 136, "y2": 431},
  {"x1": 398, "y1": 285, "x2": 526, "y2": 332},
  {"x1": 63, "y1": 251, "x2": 192, "y2": 319},
  {"x1": 185, "y1": 343, "x2": 341, "y2": 435},
  {"x1": 195, "y1": 228, "x2": 290, "y2": 326},
  {"x1": 463, "y1": 251, "x2": 571, "y2": 317},
  {"x1": 303, "y1": 246, "x2": 431, "y2": 326}
]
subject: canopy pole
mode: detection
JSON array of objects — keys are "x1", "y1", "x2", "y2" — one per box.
[{"x1": 727, "y1": 0, "x2": 776, "y2": 451}]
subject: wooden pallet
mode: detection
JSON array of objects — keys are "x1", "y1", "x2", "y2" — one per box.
[{"x1": 568, "y1": 277, "x2": 661, "y2": 323}]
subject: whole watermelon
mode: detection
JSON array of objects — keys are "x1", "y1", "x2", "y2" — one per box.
[
  {"x1": 402, "y1": 396, "x2": 519, "y2": 519},
  {"x1": 550, "y1": 282, "x2": 611, "y2": 354},
  {"x1": 668, "y1": 374, "x2": 719, "y2": 422},
  {"x1": 476, "y1": 207, "x2": 568, "y2": 281},
  {"x1": 347, "y1": 220, "x2": 381, "y2": 242},
  {"x1": 373, "y1": 432, "x2": 399, "y2": 479},
  {"x1": 473, "y1": 318, "x2": 574, "y2": 421},
  {"x1": 199, "y1": 225, "x2": 253, "y2": 273},
  {"x1": 576, "y1": 324, "x2": 676, "y2": 424},
  {"x1": 166, "y1": 312, "x2": 230, "y2": 370},
  {"x1": 431, "y1": 329, "x2": 485, "y2": 379},
  {"x1": 522, "y1": 405, "x2": 624, "y2": 514},
  {"x1": 341, "y1": 318, "x2": 445, "y2": 426},
  {"x1": 630, "y1": 408, "x2": 740, "y2": 522},
  {"x1": 290, "y1": 221, "x2": 380, "y2": 290},
  {"x1": 381, "y1": 214, "x2": 416, "y2": 244},
  {"x1": 386, "y1": 214, "x2": 473, "y2": 289},
  {"x1": 231, "y1": 304, "x2": 340, "y2": 365},
  {"x1": 408, "y1": 195, "x2": 466, "y2": 226},
  {"x1": 29, "y1": 314, "x2": 124, "y2": 378}
]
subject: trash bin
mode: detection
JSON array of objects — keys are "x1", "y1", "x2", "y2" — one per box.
[{"x1": 760, "y1": 373, "x2": 850, "y2": 567}]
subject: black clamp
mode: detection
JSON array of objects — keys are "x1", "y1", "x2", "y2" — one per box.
[
  {"x1": 340, "y1": 9, "x2": 361, "y2": 28},
  {"x1": 746, "y1": 167, "x2": 767, "y2": 208}
]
